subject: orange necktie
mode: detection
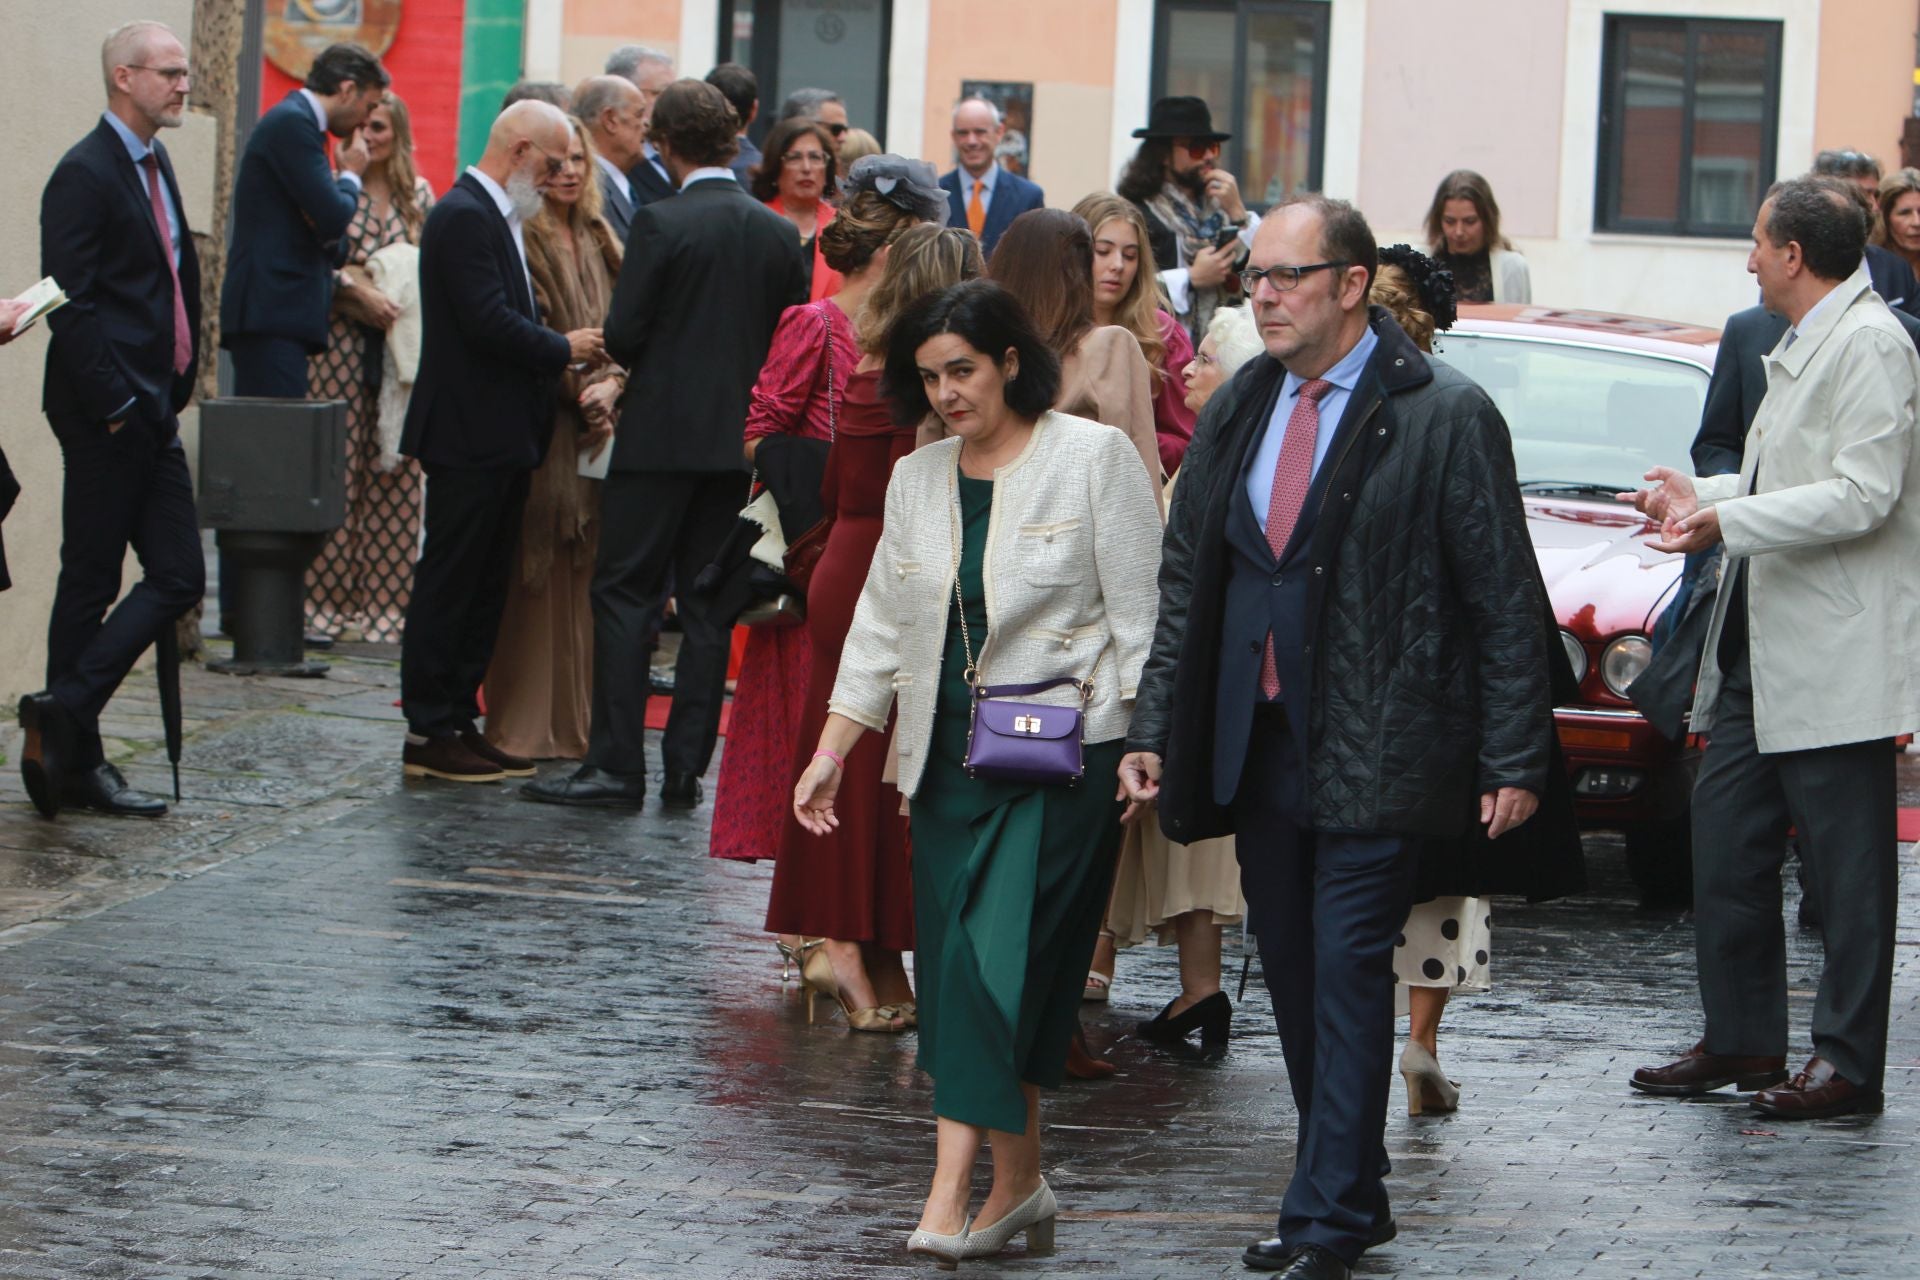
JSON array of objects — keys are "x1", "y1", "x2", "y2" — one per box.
[{"x1": 967, "y1": 179, "x2": 986, "y2": 238}]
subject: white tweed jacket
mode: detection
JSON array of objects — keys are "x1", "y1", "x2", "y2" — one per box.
[{"x1": 829, "y1": 412, "x2": 1165, "y2": 798}]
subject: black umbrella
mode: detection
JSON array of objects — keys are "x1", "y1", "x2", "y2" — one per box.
[{"x1": 155, "y1": 620, "x2": 182, "y2": 802}]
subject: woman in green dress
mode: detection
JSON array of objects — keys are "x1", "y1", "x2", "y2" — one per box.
[{"x1": 792, "y1": 281, "x2": 1164, "y2": 1265}]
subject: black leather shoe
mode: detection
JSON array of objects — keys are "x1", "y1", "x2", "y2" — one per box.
[
  {"x1": 1243, "y1": 1207, "x2": 1394, "y2": 1269},
  {"x1": 1137, "y1": 991, "x2": 1233, "y2": 1048},
  {"x1": 522, "y1": 766, "x2": 646, "y2": 809},
  {"x1": 1242, "y1": 1242, "x2": 1349, "y2": 1278},
  {"x1": 660, "y1": 770, "x2": 703, "y2": 810},
  {"x1": 17, "y1": 693, "x2": 76, "y2": 819},
  {"x1": 63, "y1": 763, "x2": 168, "y2": 817}
]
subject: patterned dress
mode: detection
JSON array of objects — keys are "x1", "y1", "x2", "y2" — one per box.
[{"x1": 304, "y1": 178, "x2": 434, "y2": 643}]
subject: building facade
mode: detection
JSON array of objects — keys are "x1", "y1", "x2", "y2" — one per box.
[{"x1": 536, "y1": 0, "x2": 1917, "y2": 326}]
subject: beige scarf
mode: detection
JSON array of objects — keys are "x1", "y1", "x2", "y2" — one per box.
[{"x1": 519, "y1": 211, "x2": 623, "y2": 583}]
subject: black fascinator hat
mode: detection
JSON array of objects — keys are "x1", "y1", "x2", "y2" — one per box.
[{"x1": 1377, "y1": 244, "x2": 1457, "y2": 332}]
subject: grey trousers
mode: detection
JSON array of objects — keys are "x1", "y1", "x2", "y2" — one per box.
[{"x1": 1692, "y1": 649, "x2": 1898, "y2": 1086}]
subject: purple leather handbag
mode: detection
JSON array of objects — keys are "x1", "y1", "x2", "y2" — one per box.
[
  {"x1": 962, "y1": 677, "x2": 1091, "y2": 787},
  {"x1": 950, "y1": 533, "x2": 1092, "y2": 788}
]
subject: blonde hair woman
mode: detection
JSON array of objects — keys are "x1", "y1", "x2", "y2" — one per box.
[
  {"x1": 480, "y1": 116, "x2": 625, "y2": 759},
  {"x1": 305, "y1": 89, "x2": 435, "y2": 645},
  {"x1": 1072, "y1": 192, "x2": 1199, "y2": 475}
]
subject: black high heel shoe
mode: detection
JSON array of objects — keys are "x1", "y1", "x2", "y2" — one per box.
[{"x1": 1136, "y1": 991, "x2": 1232, "y2": 1048}]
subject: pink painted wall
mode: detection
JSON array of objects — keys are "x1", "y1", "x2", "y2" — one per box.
[
  {"x1": 1813, "y1": 0, "x2": 1915, "y2": 168},
  {"x1": 1357, "y1": 0, "x2": 1568, "y2": 241},
  {"x1": 922, "y1": 0, "x2": 1118, "y2": 173}
]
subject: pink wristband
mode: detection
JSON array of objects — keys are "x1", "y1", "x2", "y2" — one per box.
[{"x1": 813, "y1": 748, "x2": 846, "y2": 771}]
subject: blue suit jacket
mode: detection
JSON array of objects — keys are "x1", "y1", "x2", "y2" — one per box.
[
  {"x1": 940, "y1": 166, "x2": 1045, "y2": 258},
  {"x1": 41, "y1": 118, "x2": 202, "y2": 426},
  {"x1": 219, "y1": 92, "x2": 360, "y2": 352}
]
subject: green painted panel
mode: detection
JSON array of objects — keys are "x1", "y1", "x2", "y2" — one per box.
[{"x1": 456, "y1": 0, "x2": 526, "y2": 170}]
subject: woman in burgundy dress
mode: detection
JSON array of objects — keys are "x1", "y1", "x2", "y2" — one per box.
[{"x1": 765, "y1": 218, "x2": 984, "y2": 1030}]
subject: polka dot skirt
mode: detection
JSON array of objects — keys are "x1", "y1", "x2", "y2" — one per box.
[{"x1": 1393, "y1": 895, "x2": 1490, "y2": 1017}]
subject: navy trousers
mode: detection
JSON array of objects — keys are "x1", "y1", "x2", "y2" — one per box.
[
  {"x1": 46, "y1": 413, "x2": 205, "y2": 766},
  {"x1": 1233, "y1": 705, "x2": 1416, "y2": 1265}
]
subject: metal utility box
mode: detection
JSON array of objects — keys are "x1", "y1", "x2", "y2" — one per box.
[
  {"x1": 198, "y1": 397, "x2": 347, "y2": 533},
  {"x1": 197, "y1": 397, "x2": 348, "y2": 677}
]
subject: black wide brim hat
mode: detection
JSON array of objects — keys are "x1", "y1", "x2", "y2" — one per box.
[{"x1": 1132, "y1": 95, "x2": 1232, "y2": 143}]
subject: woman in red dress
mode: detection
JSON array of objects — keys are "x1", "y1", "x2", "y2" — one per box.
[{"x1": 765, "y1": 216, "x2": 985, "y2": 1029}]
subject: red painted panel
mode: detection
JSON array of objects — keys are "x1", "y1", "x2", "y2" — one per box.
[{"x1": 261, "y1": 0, "x2": 469, "y2": 196}]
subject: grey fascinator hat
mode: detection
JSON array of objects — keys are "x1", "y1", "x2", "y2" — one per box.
[{"x1": 842, "y1": 155, "x2": 949, "y2": 223}]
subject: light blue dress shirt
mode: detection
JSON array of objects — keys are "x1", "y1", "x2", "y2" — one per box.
[
  {"x1": 103, "y1": 111, "x2": 180, "y2": 268},
  {"x1": 1245, "y1": 326, "x2": 1379, "y2": 527}
]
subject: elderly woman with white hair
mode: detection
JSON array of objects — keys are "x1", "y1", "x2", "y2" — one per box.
[
  {"x1": 1080, "y1": 304, "x2": 1261, "y2": 1049},
  {"x1": 1179, "y1": 304, "x2": 1264, "y2": 418}
]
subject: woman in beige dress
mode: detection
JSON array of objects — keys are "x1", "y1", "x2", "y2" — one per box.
[
  {"x1": 481, "y1": 118, "x2": 624, "y2": 759},
  {"x1": 1094, "y1": 304, "x2": 1265, "y2": 1048}
]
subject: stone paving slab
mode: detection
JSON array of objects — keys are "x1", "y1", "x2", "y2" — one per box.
[
  {"x1": 0, "y1": 760, "x2": 1913, "y2": 1277},
  {"x1": 0, "y1": 652, "x2": 1916, "y2": 1276}
]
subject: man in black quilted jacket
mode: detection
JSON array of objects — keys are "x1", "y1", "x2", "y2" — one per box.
[{"x1": 1118, "y1": 196, "x2": 1552, "y2": 1280}]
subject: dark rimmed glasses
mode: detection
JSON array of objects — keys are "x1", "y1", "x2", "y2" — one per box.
[{"x1": 1239, "y1": 261, "x2": 1349, "y2": 294}]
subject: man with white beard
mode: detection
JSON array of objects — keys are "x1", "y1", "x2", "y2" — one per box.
[{"x1": 396, "y1": 101, "x2": 605, "y2": 783}]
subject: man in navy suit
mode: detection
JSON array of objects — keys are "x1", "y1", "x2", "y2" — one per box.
[
  {"x1": 397, "y1": 101, "x2": 605, "y2": 785},
  {"x1": 219, "y1": 42, "x2": 388, "y2": 397},
  {"x1": 574, "y1": 75, "x2": 647, "y2": 244},
  {"x1": 606, "y1": 45, "x2": 677, "y2": 209},
  {"x1": 939, "y1": 98, "x2": 1045, "y2": 258},
  {"x1": 19, "y1": 20, "x2": 205, "y2": 820}
]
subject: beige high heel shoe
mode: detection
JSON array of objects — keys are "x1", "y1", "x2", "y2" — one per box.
[
  {"x1": 800, "y1": 946, "x2": 905, "y2": 1033},
  {"x1": 960, "y1": 1178, "x2": 1057, "y2": 1258},
  {"x1": 1400, "y1": 1041, "x2": 1461, "y2": 1115},
  {"x1": 775, "y1": 936, "x2": 822, "y2": 983}
]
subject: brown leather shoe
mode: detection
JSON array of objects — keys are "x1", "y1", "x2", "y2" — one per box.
[
  {"x1": 403, "y1": 735, "x2": 506, "y2": 783},
  {"x1": 1750, "y1": 1057, "x2": 1883, "y2": 1119},
  {"x1": 461, "y1": 732, "x2": 536, "y2": 777},
  {"x1": 1065, "y1": 1025, "x2": 1116, "y2": 1079},
  {"x1": 1629, "y1": 1040, "x2": 1787, "y2": 1096}
]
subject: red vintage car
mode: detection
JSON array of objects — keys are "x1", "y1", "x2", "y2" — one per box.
[{"x1": 1442, "y1": 304, "x2": 1719, "y2": 903}]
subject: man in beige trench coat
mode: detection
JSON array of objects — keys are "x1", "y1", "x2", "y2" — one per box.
[{"x1": 1624, "y1": 175, "x2": 1920, "y2": 1120}]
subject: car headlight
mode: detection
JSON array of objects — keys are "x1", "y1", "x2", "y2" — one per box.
[
  {"x1": 1600, "y1": 634, "x2": 1652, "y2": 697},
  {"x1": 1559, "y1": 629, "x2": 1588, "y2": 684}
]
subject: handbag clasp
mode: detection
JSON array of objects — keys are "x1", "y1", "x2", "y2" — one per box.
[{"x1": 1012, "y1": 714, "x2": 1044, "y2": 735}]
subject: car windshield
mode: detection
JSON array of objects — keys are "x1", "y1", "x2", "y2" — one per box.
[{"x1": 1437, "y1": 333, "x2": 1708, "y2": 494}]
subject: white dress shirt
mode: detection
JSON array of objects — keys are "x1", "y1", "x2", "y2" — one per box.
[
  {"x1": 464, "y1": 166, "x2": 534, "y2": 307},
  {"x1": 959, "y1": 165, "x2": 996, "y2": 216},
  {"x1": 299, "y1": 88, "x2": 361, "y2": 190},
  {"x1": 681, "y1": 166, "x2": 737, "y2": 188}
]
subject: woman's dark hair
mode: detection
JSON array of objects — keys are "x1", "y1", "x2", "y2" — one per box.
[
  {"x1": 648, "y1": 79, "x2": 740, "y2": 168},
  {"x1": 883, "y1": 280, "x2": 1063, "y2": 426},
  {"x1": 1422, "y1": 168, "x2": 1510, "y2": 255},
  {"x1": 1116, "y1": 139, "x2": 1172, "y2": 204},
  {"x1": 751, "y1": 117, "x2": 840, "y2": 202},
  {"x1": 987, "y1": 208, "x2": 1095, "y2": 358},
  {"x1": 306, "y1": 43, "x2": 390, "y2": 96}
]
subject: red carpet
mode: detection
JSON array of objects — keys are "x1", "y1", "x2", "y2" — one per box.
[
  {"x1": 645, "y1": 697, "x2": 731, "y2": 737},
  {"x1": 1901, "y1": 808, "x2": 1920, "y2": 842}
]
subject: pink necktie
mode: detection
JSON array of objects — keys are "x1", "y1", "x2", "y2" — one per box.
[
  {"x1": 1260, "y1": 378, "x2": 1332, "y2": 699},
  {"x1": 139, "y1": 153, "x2": 192, "y2": 376}
]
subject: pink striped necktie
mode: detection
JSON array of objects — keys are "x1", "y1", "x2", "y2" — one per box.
[
  {"x1": 139, "y1": 153, "x2": 192, "y2": 376},
  {"x1": 1259, "y1": 377, "x2": 1332, "y2": 699}
]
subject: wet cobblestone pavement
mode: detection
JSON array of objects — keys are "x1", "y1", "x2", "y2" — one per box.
[{"x1": 0, "y1": 651, "x2": 1917, "y2": 1277}]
